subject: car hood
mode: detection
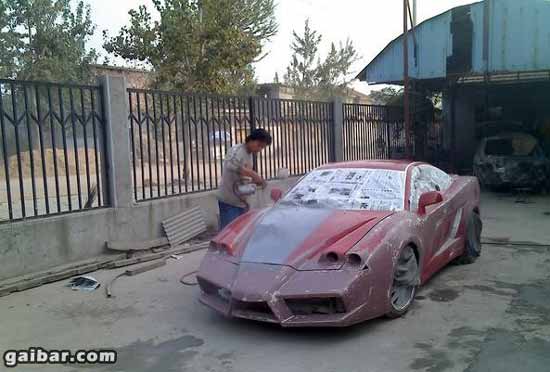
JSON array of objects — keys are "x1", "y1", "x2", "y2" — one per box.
[{"x1": 214, "y1": 205, "x2": 393, "y2": 270}]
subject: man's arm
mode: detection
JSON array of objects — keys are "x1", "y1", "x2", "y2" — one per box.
[
  {"x1": 240, "y1": 166, "x2": 266, "y2": 187},
  {"x1": 224, "y1": 147, "x2": 266, "y2": 187}
]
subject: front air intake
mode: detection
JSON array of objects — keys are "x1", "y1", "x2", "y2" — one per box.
[{"x1": 286, "y1": 297, "x2": 346, "y2": 315}]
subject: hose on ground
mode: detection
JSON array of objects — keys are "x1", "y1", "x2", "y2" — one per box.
[
  {"x1": 233, "y1": 181, "x2": 250, "y2": 211},
  {"x1": 180, "y1": 270, "x2": 199, "y2": 286}
]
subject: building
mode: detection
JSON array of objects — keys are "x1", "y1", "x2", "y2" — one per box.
[
  {"x1": 90, "y1": 64, "x2": 152, "y2": 89},
  {"x1": 256, "y1": 83, "x2": 372, "y2": 104},
  {"x1": 90, "y1": 65, "x2": 372, "y2": 104},
  {"x1": 357, "y1": 0, "x2": 550, "y2": 171}
]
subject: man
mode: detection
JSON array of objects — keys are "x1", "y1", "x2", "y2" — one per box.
[{"x1": 217, "y1": 128, "x2": 272, "y2": 230}]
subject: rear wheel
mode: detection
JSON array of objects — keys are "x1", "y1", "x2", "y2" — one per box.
[
  {"x1": 386, "y1": 245, "x2": 418, "y2": 318},
  {"x1": 456, "y1": 211, "x2": 482, "y2": 264}
]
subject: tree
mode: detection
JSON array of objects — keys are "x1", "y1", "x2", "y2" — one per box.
[
  {"x1": 283, "y1": 19, "x2": 321, "y2": 95},
  {"x1": 316, "y1": 39, "x2": 359, "y2": 97},
  {"x1": 104, "y1": 0, "x2": 277, "y2": 95},
  {"x1": 0, "y1": 0, "x2": 97, "y2": 82},
  {"x1": 368, "y1": 87, "x2": 403, "y2": 105},
  {"x1": 283, "y1": 20, "x2": 359, "y2": 99}
]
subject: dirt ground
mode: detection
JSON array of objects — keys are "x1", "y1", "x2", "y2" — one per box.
[{"x1": 1, "y1": 191, "x2": 550, "y2": 372}]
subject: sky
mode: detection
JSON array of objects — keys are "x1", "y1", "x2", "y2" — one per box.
[{"x1": 86, "y1": 0, "x2": 476, "y2": 93}]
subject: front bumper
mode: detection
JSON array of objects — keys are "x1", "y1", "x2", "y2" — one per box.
[
  {"x1": 196, "y1": 253, "x2": 385, "y2": 327},
  {"x1": 475, "y1": 161, "x2": 548, "y2": 189}
]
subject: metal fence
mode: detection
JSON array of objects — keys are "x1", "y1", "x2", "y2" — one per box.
[
  {"x1": 0, "y1": 79, "x2": 109, "y2": 222},
  {"x1": 342, "y1": 103, "x2": 446, "y2": 165},
  {"x1": 252, "y1": 98, "x2": 333, "y2": 181},
  {"x1": 342, "y1": 104, "x2": 404, "y2": 161},
  {"x1": 128, "y1": 89, "x2": 333, "y2": 202},
  {"x1": 0, "y1": 77, "x2": 448, "y2": 219}
]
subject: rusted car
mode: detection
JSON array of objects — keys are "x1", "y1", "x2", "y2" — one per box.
[
  {"x1": 197, "y1": 160, "x2": 482, "y2": 327},
  {"x1": 473, "y1": 132, "x2": 550, "y2": 190}
]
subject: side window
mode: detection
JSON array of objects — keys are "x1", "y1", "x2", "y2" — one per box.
[
  {"x1": 424, "y1": 165, "x2": 452, "y2": 192},
  {"x1": 409, "y1": 165, "x2": 451, "y2": 211}
]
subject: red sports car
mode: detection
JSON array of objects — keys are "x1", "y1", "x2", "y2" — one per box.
[{"x1": 197, "y1": 160, "x2": 482, "y2": 327}]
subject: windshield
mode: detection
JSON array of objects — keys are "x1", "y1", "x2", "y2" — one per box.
[{"x1": 281, "y1": 168, "x2": 406, "y2": 211}]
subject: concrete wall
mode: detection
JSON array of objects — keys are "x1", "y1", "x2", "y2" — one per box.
[{"x1": 0, "y1": 177, "x2": 299, "y2": 281}]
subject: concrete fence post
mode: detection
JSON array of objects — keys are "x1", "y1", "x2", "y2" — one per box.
[
  {"x1": 331, "y1": 96, "x2": 344, "y2": 163},
  {"x1": 97, "y1": 75, "x2": 133, "y2": 208}
]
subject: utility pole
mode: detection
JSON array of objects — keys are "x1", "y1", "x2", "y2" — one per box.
[{"x1": 403, "y1": 0, "x2": 411, "y2": 159}]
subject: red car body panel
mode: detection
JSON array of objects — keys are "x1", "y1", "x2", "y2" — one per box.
[{"x1": 197, "y1": 160, "x2": 480, "y2": 327}]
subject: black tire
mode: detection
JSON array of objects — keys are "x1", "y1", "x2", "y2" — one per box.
[
  {"x1": 386, "y1": 245, "x2": 418, "y2": 318},
  {"x1": 456, "y1": 211, "x2": 482, "y2": 265}
]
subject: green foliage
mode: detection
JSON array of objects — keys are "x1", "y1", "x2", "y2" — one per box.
[
  {"x1": 316, "y1": 39, "x2": 359, "y2": 98},
  {"x1": 103, "y1": 0, "x2": 277, "y2": 95},
  {"x1": 368, "y1": 86, "x2": 404, "y2": 105},
  {"x1": 284, "y1": 19, "x2": 321, "y2": 94},
  {"x1": 284, "y1": 20, "x2": 359, "y2": 99},
  {"x1": 0, "y1": 0, "x2": 97, "y2": 82}
]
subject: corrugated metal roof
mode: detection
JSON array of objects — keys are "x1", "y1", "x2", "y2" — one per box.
[{"x1": 359, "y1": 0, "x2": 550, "y2": 85}]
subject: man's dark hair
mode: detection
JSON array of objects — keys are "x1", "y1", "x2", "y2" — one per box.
[{"x1": 246, "y1": 128, "x2": 272, "y2": 145}]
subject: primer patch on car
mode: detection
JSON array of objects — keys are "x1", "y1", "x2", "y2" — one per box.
[{"x1": 241, "y1": 206, "x2": 333, "y2": 265}]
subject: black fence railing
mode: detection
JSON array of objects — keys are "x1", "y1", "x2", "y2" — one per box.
[
  {"x1": 127, "y1": 89, "x2": 250, "y2": 200},
  {"x1": 0, "y1": 79, "x2": 109, "y2": 222},
  {"x1": 0, "y1": 78, "x2": 448, "y2": 220},
  {"x1": 252, "y1": 98, "x2": 333, "y2": 180},
  {"x1": 128, "y1": 89, "x2": 334, "y2": 201},
  {"x1": 342, "y1": 104, "x2": 403, "y2": 161},
  {"x1": 342, "y1": 103, "x2": 446, "y2": 165}
]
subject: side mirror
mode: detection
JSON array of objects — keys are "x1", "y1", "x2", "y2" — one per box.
[
  {"x1": 417, "y1": 191, "x2": 443, "y2": 215},
  {"x1": 270, "y1": 188, "x2": 283, "y2": 202}
]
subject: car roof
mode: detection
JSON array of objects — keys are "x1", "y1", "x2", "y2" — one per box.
[{"x1": 317, "y1": 159, "x2": 417, "y2": 171}]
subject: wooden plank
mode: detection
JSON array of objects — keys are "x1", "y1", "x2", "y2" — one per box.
[
  {"x1": 106, "y1": 259, "x2": 167, "y2": 297},
  {"x1": 125, "y1": 259, "x2": 167, "y2": 276},
  {"x1": 105, "y1": 241, "x2": 209, "y2": 269},
  {"x1": 104, "y1": 252, "x2": 166, "y2": 269},
  {"x1": 0, "y1": 241, "x2": 208, "y2": 298},
  {"x1": 165, "y1": 241, "x2": 210, "y2": 255},
  {"x1": 106, "y1": 238, "x2": 169, "y2": 252},
  {"x1": 0, "y1": 261, "x2": 110, "y2": 297},
  {"x1": 0, "y1": 255, "x2": 125, "y2": 289}
]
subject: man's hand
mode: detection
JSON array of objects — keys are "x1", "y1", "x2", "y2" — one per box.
[
  {"x1": 249, "y1": 171, "x2": 266, "y2": 188},
  {"x1": 255, "y1": 177, "x2": 267, "y2": 189},
  {"x1": 240, "y1": 167, "x2": 266, "y2": 188}
]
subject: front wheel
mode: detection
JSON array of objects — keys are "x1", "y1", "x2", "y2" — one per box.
[
  {"x1": 386, "y1": 245, "x2": 418, "y2": 318},
  {"x1": 456, "y1": 211, "x2": 482, "y2": 265}
]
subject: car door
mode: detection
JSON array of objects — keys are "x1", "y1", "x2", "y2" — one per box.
[{"x1": 409, "y1": 165, "x2": 455, "y2": 279}]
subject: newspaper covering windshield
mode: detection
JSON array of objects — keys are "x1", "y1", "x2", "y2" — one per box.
[{"x1": 283, "y1": 168, "x2": 406, "y2": 211}]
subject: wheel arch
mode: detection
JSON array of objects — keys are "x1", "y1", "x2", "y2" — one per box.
[
  {"x1": 408, "y1": 242, "x2": 420, "y2": 263},
  {"x1": 399, "y1": 240, "x2": 422, "y2": 286}
]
